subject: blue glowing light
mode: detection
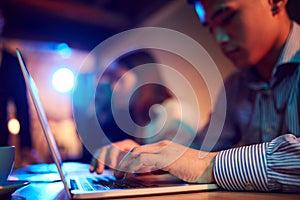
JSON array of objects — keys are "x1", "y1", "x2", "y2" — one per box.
[
  {"x1": 51, "y1": 67, "x2": 74, "y2": 93},
  {"x1": 57, "y1": 43, "x2": 72, "y2": 58},
  {"x1": 195, "y1": 2, "x2": 206, "y2": 23}
]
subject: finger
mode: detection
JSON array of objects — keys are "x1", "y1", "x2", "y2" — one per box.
[
  {"x1": 107, "y1": 144, "x2": 123, "y2": 169},
  {"x1": 114, "y1": 148, "x2": 137, "y2": 178},
  {"x1": 131, "y1": 141, "x2": 171, "y2": 155},
  {"x1": 118, "y1": 156, "x2": 144, "y2": 179},
  {"x1": 89, "y1": 157, "x2": 97, "y2": 172},
  {"x1": 127, "y1": 157, "x2": 158, "y2": 175},
  {"x1": 115, "y1": 152, "x2": 162, "y2": 179},
  {"x1": 89, "y1": 148, "x2": 101, "y2": 172},
  {"x1": 129, "y1": 153, "x2": 162, "y2": 172},
  {"x1": 95, "y1": 146, "x2": 108, "y2": 174},
  {"x1": 114, "y1": 142, "x2": 170, "y2": 178}
]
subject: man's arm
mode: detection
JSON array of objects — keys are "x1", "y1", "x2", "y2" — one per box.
[
  {"x1": 214, "y1": 134, "x2": 300, "y2": 192},
  {"x1": 113, "y1": 134, "x2": 300, "y2": 193}
]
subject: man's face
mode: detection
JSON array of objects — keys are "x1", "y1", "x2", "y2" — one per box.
[
  {"x1": 104, "y1": 64, "x2": 137, "y2": 110},
  {"x1": 196, "y1": 0, "x2": 279, "y2": 68}
]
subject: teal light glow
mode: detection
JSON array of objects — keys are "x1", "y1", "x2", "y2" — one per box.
[
  {"x1": 57, "y1": 43, "x2": 72, "y2": 58},
  {"x1": 195, "y1": 2, "x2": 206, "y2": 23}
]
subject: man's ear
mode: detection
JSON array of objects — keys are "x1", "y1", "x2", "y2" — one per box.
[{"x1": 268, "y1": 0, "x2": 288, "y2": 16}]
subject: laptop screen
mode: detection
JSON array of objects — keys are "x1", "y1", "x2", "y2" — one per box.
[{"x1": 16, "y1": 49, "x2": 72, "y2": 198}]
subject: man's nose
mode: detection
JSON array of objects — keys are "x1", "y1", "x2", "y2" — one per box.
[{"x1": 214, "y1": 28, "x2": 230, "y2": 44}]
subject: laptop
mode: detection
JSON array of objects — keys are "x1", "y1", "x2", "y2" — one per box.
[{"x1": 16, "y1": 48, "x2": 218, "y2": 199}]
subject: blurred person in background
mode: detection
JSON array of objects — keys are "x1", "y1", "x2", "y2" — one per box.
[{"x1": 89, "y1": 49, "x2": 199, "y2": 171}]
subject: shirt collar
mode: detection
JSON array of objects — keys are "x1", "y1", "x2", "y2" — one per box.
[{"x1": 276, "y1": 21, "x2": 300, "y2": 66}]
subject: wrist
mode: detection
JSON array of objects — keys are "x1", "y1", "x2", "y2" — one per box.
[{"x1": 209, "y1": 152, "x2": 218, "y2": 183}]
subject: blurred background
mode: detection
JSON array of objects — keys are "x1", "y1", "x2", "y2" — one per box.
[{"x1": 1, "y1": 0, "x2": 300, "y2": 167}]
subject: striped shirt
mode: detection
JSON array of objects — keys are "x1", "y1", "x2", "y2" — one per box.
[{"x1": 211, "y1": 22, "x2": 300, "y2": 192}]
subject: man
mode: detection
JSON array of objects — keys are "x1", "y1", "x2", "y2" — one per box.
[{"x1": 91, "y1": 0, "x2": 300, "y2": 192}]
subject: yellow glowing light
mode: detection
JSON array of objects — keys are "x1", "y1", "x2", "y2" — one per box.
[{"x1": 8, "y1": 118, "x2": 20, "y2": 135}]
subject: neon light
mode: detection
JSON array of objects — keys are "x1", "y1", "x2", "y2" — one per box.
[{"x1": 195, "y1": 2, "x2": 206, "y2": 23}]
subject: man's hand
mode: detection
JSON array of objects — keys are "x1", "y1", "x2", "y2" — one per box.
[
  {"x1": 89, "y1": 139, "x2": 140, "y2": 174},
  {"x1": 114, "y1": 140, "x2": 218, "y2": 183}
]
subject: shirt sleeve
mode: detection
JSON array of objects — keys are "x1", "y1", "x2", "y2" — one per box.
[{"x1": 213, "y1": 134, "x2": 300, "y2": 192}]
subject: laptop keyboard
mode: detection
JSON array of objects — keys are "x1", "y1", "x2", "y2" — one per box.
[{"x1": 75, "y1": 175, "x2": 147, "y2": 191}]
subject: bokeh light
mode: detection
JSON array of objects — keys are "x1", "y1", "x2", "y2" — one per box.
[
  {"x1": 52, "y1": 67, "x2": 75, "y2": 93},
  {"x1": 8, "y1": 118, "x2": 20, "y2": 135}
]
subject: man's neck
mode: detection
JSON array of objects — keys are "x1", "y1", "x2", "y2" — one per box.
[{"x1": 255, "y1": 20, "x2": 292, "y2": 81}]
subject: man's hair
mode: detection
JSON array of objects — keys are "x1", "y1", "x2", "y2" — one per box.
[
  {"x1": 116, "y1": 50, "x2": 156, "y2": 70},
  {"x1": 187, "y1": 0, "x2": 197, "y2": 5}
]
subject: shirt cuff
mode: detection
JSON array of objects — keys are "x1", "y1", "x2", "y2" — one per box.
[
  {"x1": 266, "y1": 134, "x2": 300, "y2": 192},
  {"x1": 214, "y1": 143, "x2": 269, "y2": 191}
]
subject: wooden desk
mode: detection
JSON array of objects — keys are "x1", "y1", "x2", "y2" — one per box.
[
  {"x1": 10, "y1": 182, "x2": 300, "y2": 200},
  {"x1": 8, "y1": 165, "x2": 300, "y2": 200}
]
